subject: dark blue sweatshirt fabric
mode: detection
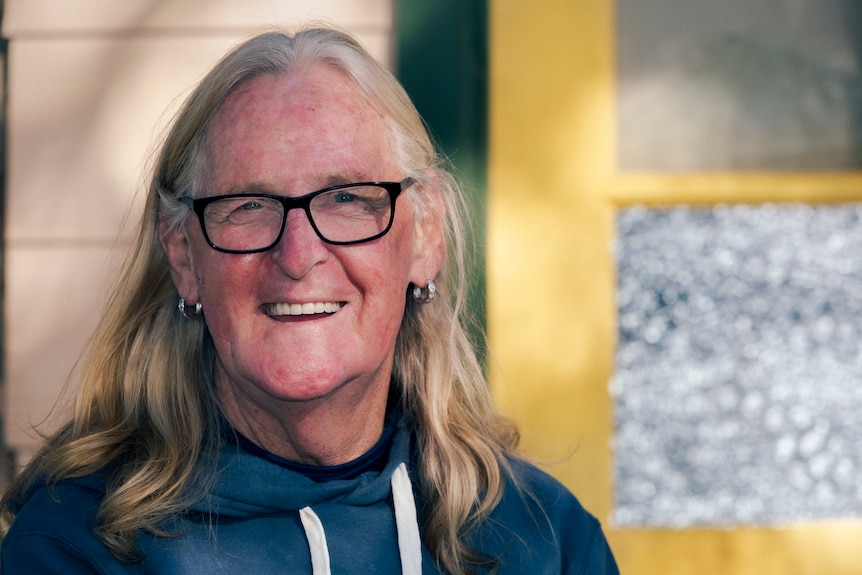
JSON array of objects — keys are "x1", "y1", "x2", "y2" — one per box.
[{"x1": 1, "y1": 418, "x2": 619, "y2": 574}]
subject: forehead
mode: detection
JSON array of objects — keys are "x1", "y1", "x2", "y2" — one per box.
[{"x1": 205, "y1": 65, "x2": 395, "y2": 190}]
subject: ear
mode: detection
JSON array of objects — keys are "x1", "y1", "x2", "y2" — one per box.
[
  {"x1": 159, "y1": 214, "x2": 200, "y2": 303},
  {"x1": 408, "y1": 181, "x2": 446, "y2": 286}
]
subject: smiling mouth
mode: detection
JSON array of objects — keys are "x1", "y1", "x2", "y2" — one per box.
[{"x1": 263, "y1": 302, "x2": 343, "y2": 317}]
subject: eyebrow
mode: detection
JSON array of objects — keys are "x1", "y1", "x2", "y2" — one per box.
[
  {"x1": 220, "y1": 182, "x2": 274, "y2": 196},
  {"x1": 219, "y1": 173, "x2": 376, "y2": 196}
]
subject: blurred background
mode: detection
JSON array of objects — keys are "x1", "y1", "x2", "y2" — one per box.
[{"x1": 2, "y1": 1, "x2": 862, "y2": 573}]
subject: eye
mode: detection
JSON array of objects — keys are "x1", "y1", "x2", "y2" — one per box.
[
  {"x1": 205, "y1": 196, "x2": 282, "y2": 226},
  {"x1": 239, "y1": 200, "x2": 265, "y2": 211},
  {"x1": 333, "y1": 192, "x2": 358, "y2": 203}
]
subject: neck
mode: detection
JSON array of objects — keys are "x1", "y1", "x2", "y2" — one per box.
[{"x1": 215, "y1": 372, "x2": 391, "y2": 466}]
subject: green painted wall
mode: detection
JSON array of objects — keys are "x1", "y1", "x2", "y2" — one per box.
[{"x1": 395, "y1": 0, "x2": 489, "y2": 361}]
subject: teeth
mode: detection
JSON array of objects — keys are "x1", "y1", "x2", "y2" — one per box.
[{"x1": 266, "y1": 302, "x2": 342, "y2": 316}]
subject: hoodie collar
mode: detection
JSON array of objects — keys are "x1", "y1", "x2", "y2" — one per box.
[
  {"x1": 191, "y1": 412, "x2": 413, "y2": 517},
  {"x1": 226, "y1": 408, "x2": 399, "y2": 482}
]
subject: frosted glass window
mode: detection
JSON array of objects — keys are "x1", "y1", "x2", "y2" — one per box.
[
  {"x1": 617, "y1": 0, "x2": 862, "y2": 170},
  {"x1": 613, "y1": 204, "x2": 862, "y2": 527}
]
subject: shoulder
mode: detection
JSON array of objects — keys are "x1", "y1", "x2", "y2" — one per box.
[
  {"x1": 507, "y1": 458, "x2": 582, "y2": 505},
  {"x1": 475, "y1": 457, "x2": 619, "y2": 574},
  {"x1": 499, "y1": 458, "x2": 600, "y2": 536},
  {"x1": 1, "y1": 474, "x2": 131, "y2": 574}
]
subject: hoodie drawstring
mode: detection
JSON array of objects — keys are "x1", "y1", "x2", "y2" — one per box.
[
  {"x1": 299, "y1": 462, "x2": 422, "y2": 575},
  {"x1": 299, "y1": 507, "x2": 331, "y2": 574},
  {"x1": 391, "y1": 462, "x2": 422, "y2": 574}
]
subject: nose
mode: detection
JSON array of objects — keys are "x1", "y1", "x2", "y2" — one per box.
[{"x1": 271, "y1": 207, "x2": 328, "y2": 279}]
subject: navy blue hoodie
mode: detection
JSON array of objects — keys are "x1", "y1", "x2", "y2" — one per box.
[{"x1": 1, "y1": 417, "x2": 618, "y2": 574}]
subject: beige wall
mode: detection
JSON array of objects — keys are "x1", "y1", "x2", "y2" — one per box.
[{"x1": 2, "y1": 0, "x2": 394, "y2": 470}]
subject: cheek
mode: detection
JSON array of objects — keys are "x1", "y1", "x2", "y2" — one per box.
[
  {"x1": 347, "y1": 246, "x2": 411, "y2": 321},
  {"x1": 373, "y1": 254, "x2": 414, "y2": 330},
  {"x1": 374, "y1": 241, "x2": 415, "y2": 292},
  {"x1": 196, "y1": 256, "x2": 261, "y2": 322},
  {"x1": 196, "y1": 250, "x2": 255, "y2": 292}
]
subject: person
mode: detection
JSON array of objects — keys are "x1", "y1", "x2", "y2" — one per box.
[{"x1": 0, "y1": 26, "x2": 618, "y2": 574}]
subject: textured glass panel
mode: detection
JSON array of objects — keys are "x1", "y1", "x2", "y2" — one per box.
[
  {"x1": 617, "y1": 0, "x2": 862, "y2": 170},
  {"x1": 613, "y1": 204, "x2": 862, "y2": 527}
]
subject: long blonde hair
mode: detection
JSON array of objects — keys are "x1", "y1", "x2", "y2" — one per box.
[{"x1": 2, "y1": 27, "x2": 518, "y2": 574}]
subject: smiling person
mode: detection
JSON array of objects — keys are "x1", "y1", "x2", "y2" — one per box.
[{"x1": 0, "y1": 27, "x2": 618, "y2": 574}]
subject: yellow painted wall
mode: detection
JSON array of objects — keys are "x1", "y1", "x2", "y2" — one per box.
[
  {"x1": 487, "y1": 1, "x2": 862, "y2": 573},
  {"x1": 487, "y1": 0, "x2": 617, "y2": 517}
]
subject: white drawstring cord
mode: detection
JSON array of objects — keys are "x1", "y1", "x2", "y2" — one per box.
[
  {"x1": 298, "y1": 463, "x2": 422, "y2": 574},
  {"x1": 300, "y1": 507, "x2": 331, "y2": 575},
  {"x1": 391, "y1": 462, "x2": 423, "y2": 575}
]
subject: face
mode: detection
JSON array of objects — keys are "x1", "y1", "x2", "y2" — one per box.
[{"x1": 163, "y1": 65, "x2": 441, "y2": 409}]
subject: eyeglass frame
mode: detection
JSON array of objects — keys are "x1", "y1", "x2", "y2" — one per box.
[{"x1": 179, "y1": 177, "x2": 416, "y2": 254}]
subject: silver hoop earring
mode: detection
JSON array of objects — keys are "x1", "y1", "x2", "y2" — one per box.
[
  {"x1": 412, "y1": 279, "x2": 436, "y2": 304},
  {"x1": 178, "y1": 297, "x2": 203, "y2": 319}
]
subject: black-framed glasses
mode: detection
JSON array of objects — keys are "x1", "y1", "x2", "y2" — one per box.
[{"x1": 180, "y1": 178, "x2": 415, "y2": 254}]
